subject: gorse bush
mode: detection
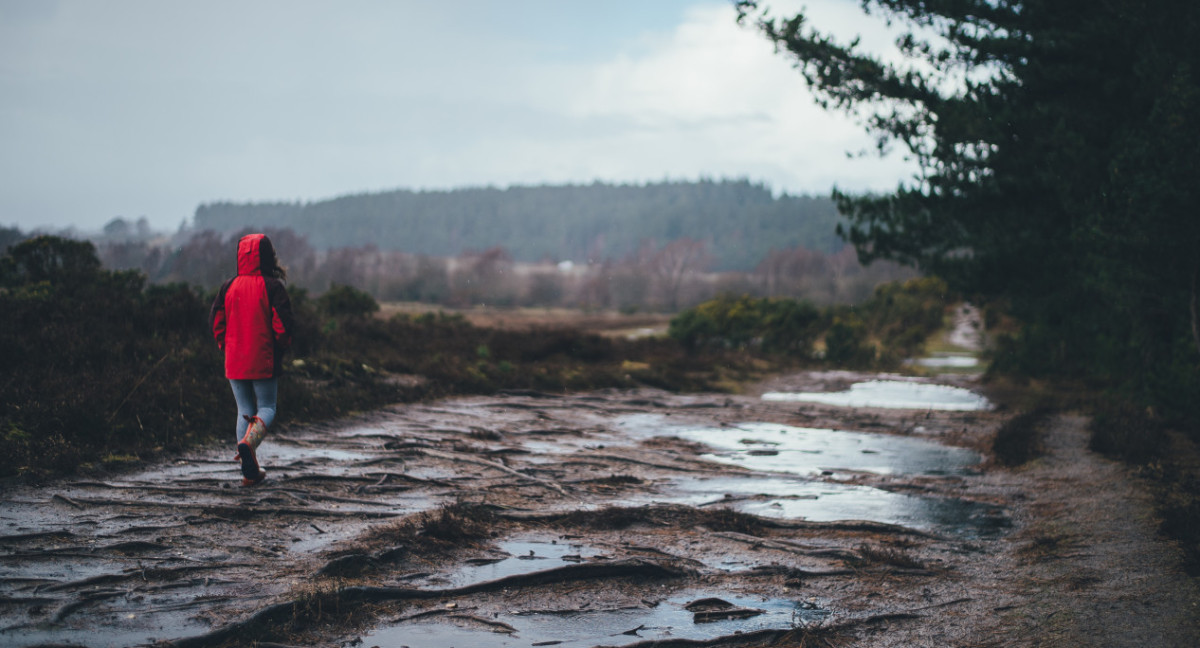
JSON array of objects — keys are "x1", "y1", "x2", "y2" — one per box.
[
  {"x1": 668, "y1": 294, "x2": 820, "y2": 356},
  {"x1": 0, "y1": 235, "x2": 101, "y2": 284},
  {"x1": 860, "y1": 277, "x2": 954, "y2": 361},
  {"x1": 823, "y1": 315, "x2": 874, "y2": 367},
  {"x1": 670, "y1": 276, "x2": 953, "y2": 367},
  {"x1": 823, "y1": 276, "x2": 956, "y2": 366},
  {"x1": 317, "y1": 283, "x2": 380, "y2": 319}
]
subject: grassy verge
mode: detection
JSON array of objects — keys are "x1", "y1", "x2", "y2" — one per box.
[
  {"x1": 1088, "y1": 403, "x2": 1200, "y2": 575},
  {"x1": 978, "y1": 372, "x2": 1200, "y2": 576}
]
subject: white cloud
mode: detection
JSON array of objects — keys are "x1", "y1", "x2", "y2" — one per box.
[{"x1": 534, "y1": 3, "x2": 918, "y2": 195}]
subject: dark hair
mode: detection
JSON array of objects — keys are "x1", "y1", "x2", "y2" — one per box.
[{"x1": 258, "y1": 236, "x2": 288, "y2": 281}]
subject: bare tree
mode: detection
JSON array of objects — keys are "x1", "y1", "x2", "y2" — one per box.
[
  {"x1": 756, "y1": 246, "x2": 825, "y2": 296},
  {"x1": 452, "y1": 247, "x2": 516, "y2": 306},
  {"x1": 646, "y1": 238, "x2": 711, "y2": 311}
]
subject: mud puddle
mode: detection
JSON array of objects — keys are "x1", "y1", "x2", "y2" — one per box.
[
  {"x1": 762, "y1": 379, "x2": 991, "y2": 411},
  {"x1": 604, "y1": 415, "x2": 999, "y2": 536},
  {"x1": 907, "y1": 353, "x2": 980, "y2": 369},
  {"x1": 415, "y1": 539, "x2": 606, "y2": 589},
  {"x1": 622, "y1": 475, "x2": 1005, "y2": 538},
  {"x1": 620, "y1": 418, "x2": 982, "y2": 477},
  {"x1": 359, "y1": 591, "x2": 822, "y2": 648}
]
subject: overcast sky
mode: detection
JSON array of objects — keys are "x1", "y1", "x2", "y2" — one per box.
[{"x1": 0, "y1": 0, "x2": 918, "y2": 233}]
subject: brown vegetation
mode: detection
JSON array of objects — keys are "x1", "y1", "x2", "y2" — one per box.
[{"x1": 96, "y1": 226, "x2": 915, "y2": 312}]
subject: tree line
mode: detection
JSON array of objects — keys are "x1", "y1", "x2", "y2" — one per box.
[{"x1": 192, "y1": 179, "x2": 847, "y2": 272}]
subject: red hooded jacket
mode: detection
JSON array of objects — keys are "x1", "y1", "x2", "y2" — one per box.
[{"x1": 210, "y1": 234, "x2": 295, "y2": 380}]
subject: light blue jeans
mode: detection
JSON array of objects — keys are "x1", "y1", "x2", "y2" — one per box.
[{"x1": 229, "y1": 378, "x2": 277, "y2": 444}]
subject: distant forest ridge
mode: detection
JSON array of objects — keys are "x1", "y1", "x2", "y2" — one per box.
[{"x1": 193, "y1": 180, "x2": 846, "y2": 271}]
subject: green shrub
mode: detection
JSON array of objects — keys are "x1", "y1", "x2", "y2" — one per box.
[
  {"x1": 666, "y1": 307, "x2": 718, "y2": 350},
  {"x1": 759, "y1": 298, "x2": 821, "y2": 355},
  {"x1": 317, "y1": 283, "x2": 380, "y2": 319},
  {"x1": 823, "y1": 314, "x2": 875, "y2": 367},
  {"x1": 860, "y1": 276, "x2": 954, "y2": 361},
  {"x1": 671, "y1": 279, "x2": 951, "y2": 368},
  {"x1": 0, "y1": 237, "x2": 228, "y2": 477},
  {"x1": 668, "y1": 295, "x2": 820, "y2": 357},
  {"x1": 0, "y1": 235, "x2": 101, "y2": 285}
]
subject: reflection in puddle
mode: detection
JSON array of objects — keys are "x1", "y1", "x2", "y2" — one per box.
[
  {"x1": 908, "y1": 354, "x2": 979, "y2": 369},
  {"x1": 628, "y1": 476, "x2": 1007, "y2": 538},
  {"x1": 4, "y1": 622, "x2": 212, "y2": 648},
  {"x1": 359, "y1": 593, "x2": 822, "y2": 648},
  {"x1": 675, "y1": 422, "x2": 980, "y2": 477},
  {"x1": 336, "y1": 425, "x2": 396, "y2": 439},
  {"x1": 419, "y1": 541, "x2": 605, "y2": 588},
  {"x1": 609, "y1": 416, "x2": 1001, "y2": 537},
  {"x1": 763, "y1": 380, "x2": 990, "y2": 411},
  {"x1": 266, "y1": 445, "x2": 373, "y2": 463}
]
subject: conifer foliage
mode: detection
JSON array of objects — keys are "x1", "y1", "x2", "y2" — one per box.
[{"x1": 738, "y1": 0, "x2": 1200, "y2": 419}]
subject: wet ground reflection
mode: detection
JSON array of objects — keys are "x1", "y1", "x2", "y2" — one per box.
[
  {"x1": 359, "y1": 592, "x2": 823, "y2": 648},
  {"x1": 606, "y1": 417, "x2": 1000, "y2": 536},
  {"x1": 416, "y1": 540, "x2": 606, "y2": 589},
  {"x1": 762, "y1": 380, "x2": 991, "y2": 411},
  {"x1": 629, "y1": 475, "x2": 1007, "y2": 538},
  {"x1": 618, "y1": 418, "x2": 981, "y2": 477},
  {"x1": 908, "y1": 354, "x2": 980, "y2": 369}
]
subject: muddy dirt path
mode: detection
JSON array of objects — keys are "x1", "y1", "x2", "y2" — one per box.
[{"x1": 2, "y1": 371, "x2": 1196, "y2": 647}]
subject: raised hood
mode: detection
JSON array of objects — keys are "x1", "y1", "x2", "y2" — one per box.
[{"x1": 237, "y1": 234, "x2": 265, "y2": 276}]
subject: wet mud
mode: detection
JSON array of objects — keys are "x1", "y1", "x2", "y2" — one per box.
[{"x1": 2, "y1": 370, "x2": 1196, "y2": 647}]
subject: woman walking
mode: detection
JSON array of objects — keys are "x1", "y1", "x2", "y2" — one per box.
[{"x1": 210, "y1": 233, "x2": 295, "y2": 486}]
